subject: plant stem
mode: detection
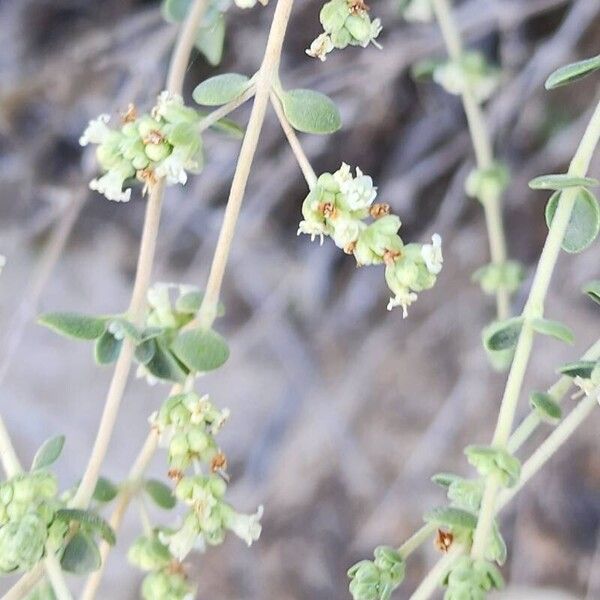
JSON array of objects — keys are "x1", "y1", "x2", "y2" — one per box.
[
  {"x1": 431, "y1": 0, "x2": 510, "y2": 319},
  {"x1": 71, "y1": 0, "x2": 209, "y2": 510},
  {"x1": 399, "y1": 523, "x2": 436, "y2": 558},
  {"x1": 409, "y1": 545, "x2": 463, "y2": 600},
  {"x1": 269, "y1": 91, "x2": 317, "y2": 189},
  {"x1": 470, "y1": 96, "x2": 600, "y2": 560},
  {"x1": 196, "y1": 0, "x2": 296, "y2": 329},
  {"x1": 198, "y1": 85, "x2": 257, "y2": 133}
]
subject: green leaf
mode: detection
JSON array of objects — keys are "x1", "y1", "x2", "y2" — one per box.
[
  {"x1": 545, "y1": 188, "x2": 600, "y2": 253},
  {"x1": 31, "y1": 435, "x2": 65, "y2": 471},
  {"x1": 208, "y1": 116, "x2": 245, "y2": 139},
  {"x1": 531, "y1": 318, "x2": 574, "y2": 344},
  {"x1": 529, "y1": 391, "x2": 562, "y2": 424},
  {"x1": 431, "y1": 473, "x2": 460, "y2": 489},
  {"x1": 484, "y1": 346, "x2": 515, "y2": 372},
  {"x1": 145, "y1": 340, "x2": 188, "y2": 383},
  {"x1": 193, "y1": 73, "x2": 250, "y2": 106},
  {"x1": 170, "y1": 327, "x2": 229, "y2": 372},
  {"x1": 38, "y1": 312, "x2": 106, "y2": 340},
  {"x1": 558, "y1": 360, "x2": 596, "y2": 379},
  {"x1": 135, "y1": 339, "x2": 157, "y2": 365},
  {"x1": 280, "y1": 89, "x2": 342, "y2": 134},
  {"x1": 94, "y1": 331, "x2": 123, "y2": 365},
  {"x1": 175, "y1": 291, "x2": 203, "y2": 314},
  {"x1": 195, "y1": 14, "x2": 226, "y2": 67},
  {"x1": 423, "y1": 507, "x2": 477, "y2": 531},
  {"x1": 545, "y1": 54, "x2": 600, "y2": 89},
  {"x1": 582, "y1": 280, "x2": 600, "y2": 306},
  {"x1": 144, "y1": 480, "x2": 176, "y2": 509},
  {"x1": 55, "y1": 509, "x2": 116, "y2": 546},
  {"x1": 61, "y1": 532, "x2": 101, "y2": 574},
  {"x1": 92, "y1": 477, "x2": 119, "y2": 503},
  {"x1": 528, "y1": 174, "x2": 599, "y2": 190},
  {"x1": 161, "y1": 0, "x2": 191, "y2": 23},
  {"x1": 482, "y1": 317, "x2": 523, "y2": 352}
]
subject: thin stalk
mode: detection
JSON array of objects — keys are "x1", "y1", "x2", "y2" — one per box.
[
  {"x1": 269, "y1": 91, "x2": 317, "y2": 189},
  {"x1": 399, "y1": 523, "x2": 436, "y2": 558},
  {"x1": 196, "y1": 0, "x2": 296, "y2": 329},
  {"x1": 198, "y1": 85, "x2": 257, "y2": 133},
  {"x1": 409, "y1": 545, "x2": 463, "y2": 600},
  {"x1": 431, "y1": 0, "x2": 510, "y2": 319},
  {"x1": 470, "y1": 96, "x2": 600, "y2": 560}
]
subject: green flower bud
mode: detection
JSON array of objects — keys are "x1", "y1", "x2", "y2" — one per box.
[
  {"x1": 128, "y1": 533, "x2": 172, "y2": 571},
  {"x1": 465, "y1": 163, "x2": 509, "y2": 203},
  {"x1": 331, "y1": 27, "x2": 353, "y2": 50},
  {"x1": 320, "y1": 0, "x2": 349, "y2": 34},
  {"x1": 0, "y1": 512, "x2": 48, "y2": 572},
  {"x1": 472, "y1": 260, "x2": 523, "y2": 295},
  {"x1": 137, "y1": 117, "x2": 163, "y2": 139},
  {"x1": 447, "y1": 478, "x2": 484, "y2": 512},
  {"x1": 141, "y1": 569, "x2": 194, "y2": 600},
  {"x1": 144, "y1": 142, "x2": 171, "y2": 162},
  {"x1": 345, "y1": 14, "x2": 372, "y2": 44},
  {"x1": 186, "y1": 427, "x2": 210, "y2": 454},
  {"x1": 464, "y1": 445, "x2": 521, "y2": 488},
  {"x1": 354, "y1": 215, "x2": 402, "y2": 266}
]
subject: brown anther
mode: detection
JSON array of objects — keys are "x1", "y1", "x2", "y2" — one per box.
[
  {"x1": 167, "y1": 560, "x2": 187, "y2": 576},
  {"x1": 383, "y1": 248, "x2": 402, "y2": 265},
  {"x1": 434, "y1": 529, "x2": 454, "y2": 553},
  {"x1": 347, "y1": 0, "x2": 369, "y2": 14},
  {"x1": 370, "y1": 203, "x2": 390, "y2": 219},
  {"x1": 121, "y1": 103, "x2": 138, "y2": 124},
  {"x1": 344, "y1": 241, "x2": 357, "y2": 255},
  {"x1": 143, "y1": 129, "x2": 165, "y2": 145},
  {"x1": 211, "y1": 452, "x2": 228, "y2": 473},
  {"x1": 319, "y1": 202, "x2": 338, "y2": 219},
  {"x1": 167, "y1": 468, "x2": 183, "y2": 482},
  {"x1": 137, "y1": 168, "x2": 158, "y2": 195}
]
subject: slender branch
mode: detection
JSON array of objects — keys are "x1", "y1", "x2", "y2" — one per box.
[
  {"x1": 431, "y1": 0, "x2": 510, "y2": 319},
  {"x1": 196, "y1": 0, "x2": 296, "y2": 329},
  {"x1": 269, "y1": 91, "x2": 317, "y2": 189},
  {"x1": 470, "y1": 96, "x2": 600, "y2": 560},
  {"x1": 409, "y1": 545, "x2": 463, "y2": 600},
  {"x1": 399, "y1": 523, "x2": 436, "y2": 558},
  {"x1": 198, "y1": 85, "x2": 257, "y2": 133}
]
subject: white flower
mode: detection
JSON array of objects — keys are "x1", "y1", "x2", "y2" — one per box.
[
  {"x1": 234, "y1": 0, "x2": 257, "y2": 7},
  {"x1": 79, "y1": 114, "x2": 111, "y2": 146},
  {"x1": 306, "y1": 33, "x2": 334, "y2": 62},
  {"x1": 387, "y1": 289, "x2": 418, "y2": 318},
  {"x1": 340, "y1": 167, "x2": 377, "y2": 210},
  {"x1": 402, "y1": 0, "x2": 433, "y2": 22},
  {"x1": 160, "y1": 515, "x2": 200, "y2": 562},
  {"x1": 153, "y1": 90, "x2": 183, "y2": 119},
  {"x1": 155, "y1": 146, "x2": 199, "y2": 186},
  {"x1": 297, "y1": 220, "x2": 328, "y2": 245},
  {"x1": 89, "y1": 166, "x2": 132, "y2": 202},
  {"x1": 421, "y1": 233, "x2": 443, "y2": 275},
  {"x1": 331, "y1": 216, "x2": 365, "y2": 250},
  {"x1": 333, "y1": 162, "x2": 352, "y2": 187},
  {"x1": 224, "y1": 505, "x2": 263, "y2": 547},
  {"x1": 366, "y1": 18, "x2": 383, "y2": 49}
]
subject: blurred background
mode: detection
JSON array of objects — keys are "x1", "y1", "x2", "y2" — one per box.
[{"x1": 1, "y1": 0, "x2": 600, "y2": 598}]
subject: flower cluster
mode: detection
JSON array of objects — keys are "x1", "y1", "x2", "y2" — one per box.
[
  {"x1": 433, "y1": 51, "x2": 500, "y2": 103},
  {"x1": 134, "y1": 391, "x2": 263, "y2": 598},
  {"x1": 442, "y1": 557, "x2": 504, "y2": 600},
  {"x1": 0, "y1": 472, "x2": 65, "y2": 573},
  {"x1": 80, "y1": 92, "x2": 204, "y2": 202},
  {"x1": 298, "y1": 163, "x2": 443, "y2": 317},
  {"x1": 398, "y1": 0, "x2": 433, "y2": 22},
  {"x1": 306, "y1": 0, "x2": 382, "y2": 61},
  {"x1": 234, "y1": 0, "x2": 269, "y2": 8},
  {"x1": 347, "y1": 546, "x2": 405, "y2": 600}
]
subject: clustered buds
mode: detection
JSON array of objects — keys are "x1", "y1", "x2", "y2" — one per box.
[
  {"x1": 442, "y1": 557, "x2": 504, "y2": 600},
  {"x1": 306, "y1": 0, "x2": 382, "y2": 61},
  {"x1": 298, "y1": 163, "x2": 443, "y2": 317},
  {"x1": 398, "y1": 0, "x2": 433, "y2": 22},
  {"x1": 347, "y1": 546, "x2": 405, "y2": 600},
  {"x1": 464, "y1": 446, "x2": 521, "y2": 488},
  {"x1": 433, "y1": 51, "x2": 500, "y2": 103},
  {"x1": 80, "y1": 92, "x2": 203, "y2": 202},
  {"x1": 135, "y1": 391, "x2": 263, "y2": 598},
  {"x1": 0, "y1": 472, "x2": 65, "y2": 573}
]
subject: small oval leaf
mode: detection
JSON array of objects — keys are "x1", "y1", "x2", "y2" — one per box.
[
  {"x1": 431, "y1": 473, "x2": 460, "y2": 489},
  {"x1": 558, "y1": 360, "x2": 596, "y2": 379},
  {"x1": 145, "y1": 340, "x2": 188, "y2": 383},
  {"x1": 38, "y1": 313, "x2": 106, "y2": 340},
  {"x1": 545, "y1": 188, "x2": 600, "y2": 253},
  {"x1": 545, "y1": 54, "x2": 600, "y2": 90},
  {"x1": 55, "y1": 509, "x2": 116, "y2": 546},
  {"x1": 170, "y1": 327, "x2": 229, "y2": 372},
  {"x1": 193, "y1": 73, "x2": 250, "y2": 106},
  {"x1": 93, "y1": 477, "x2": 119, "y2": 503},
  {"x1": 280, "y1": 89, "x2": 342, "y2": 134},
  {"x1": 531, "y1": 318, "x2": 574, "y2": 344},
  {"x1": 528, "y1": 174, "x2": 599, "y2": 190},
  {"x1": 94, "y1": 331, "x2": 123, "y2": 365},
  {"x1": 529, "y1": 391, "x2": 562, "y2": 424},
  {"x1": 483, "y1": 317, "x2": 523, "y2": 352},
  {"x1": 195, "y1": 14, "x2": 226, "y2": 67},
  {"x1": 423, "y1": 507, "x2": 477, "y2": 531},
  {"x1": 161, "y1": 0, "x2": 191, "y2": 23},
  {"x1": 582, "y1": 280, "x2": 600, "y2": 306},
  {"x1": 31, "y1": 435, "x2": 65, "y2": 471},
  {"x1": 135, "y1": 339, "x2": 157, "y2": 365},
  {"x1": 61, "y1": 531, "x2": 101, "y2": 574},
  {"x1": 144, "y1": 479, "x2": 176, "y2": 509}
]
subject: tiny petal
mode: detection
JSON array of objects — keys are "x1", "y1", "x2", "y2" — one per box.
[
  {"x1": 79, "y1": 114, "x2": 111, "y2": 146},
  {"x1": 306, "y1": 33, "x2": 334, "y2": 61}
]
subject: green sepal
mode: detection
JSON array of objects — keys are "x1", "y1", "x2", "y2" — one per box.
[
  {"x1": 464, "y1": 445, "x2": 521, "y2": 488},
  {"x1": 431, "y1": 472, "x2": 461, "y2": 488},
  {"x1": 529, "y1": 391, "x2": 562, "y2": 424},
  {"x1": 38, "y1": 312, "x2": 107, "y2": 340},
  {"x1": 530, "y1": 318, "x2": 574, "y2": 344},
  {"x1": 423, "y1": 506, "x2": 477, "y2": 531}
]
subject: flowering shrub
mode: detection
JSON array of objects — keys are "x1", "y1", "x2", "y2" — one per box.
[{"x1": 1, "y1": 0, "x2": 600, "y2": 599}]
